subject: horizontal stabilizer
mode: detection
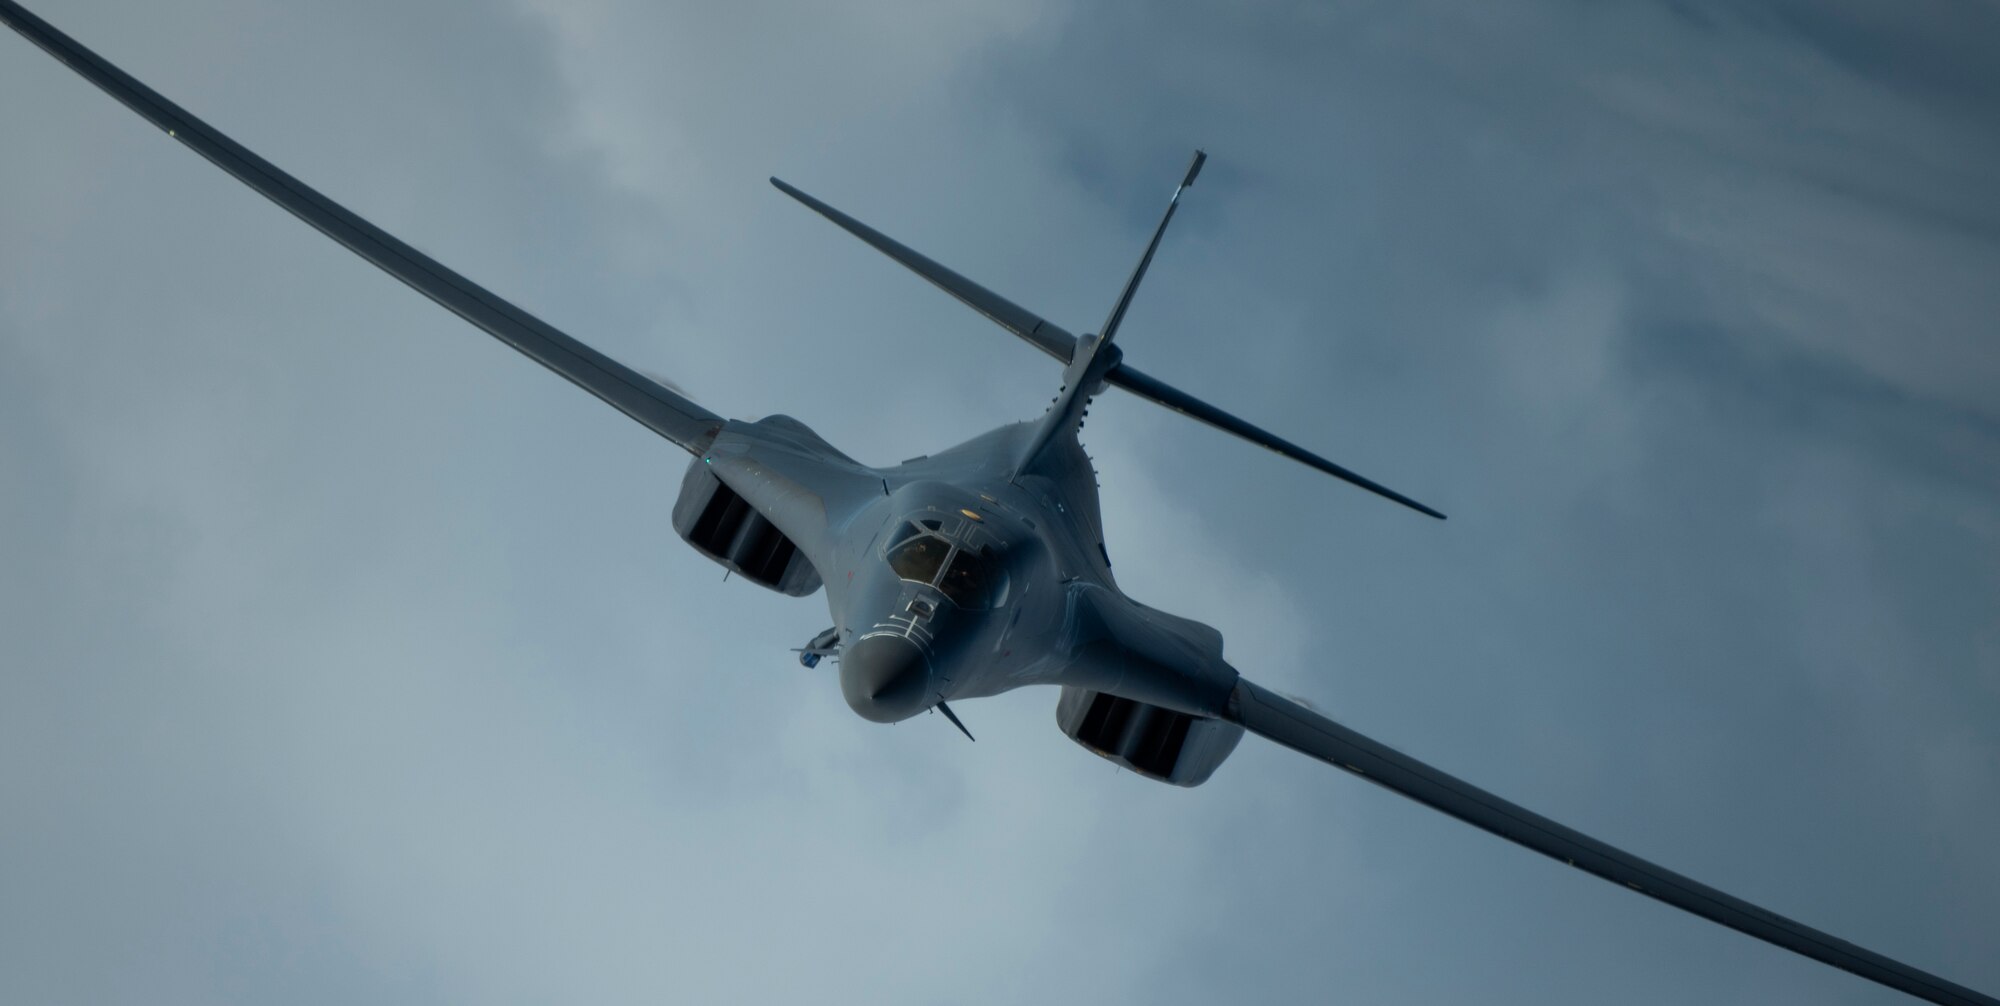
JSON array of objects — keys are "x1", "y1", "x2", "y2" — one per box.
[
  {"x1": 770, "y1": 178, "x2": 1078, "y2": 364},
  {"x1": 1107, "y1": 363, "x2": 1445, "y2": 519},
  {"x1": 770, "y1": 170, "x2": 1442, "y2": 519}
]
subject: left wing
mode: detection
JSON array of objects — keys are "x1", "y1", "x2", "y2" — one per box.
[
  {"x1": 0, "y1": 0, "x2": 721, "y2": 454},
  {"x1": 1228, "y1": 678, "x2": 1997, "y2": 1006}
]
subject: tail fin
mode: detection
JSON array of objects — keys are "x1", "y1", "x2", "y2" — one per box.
[
  {"x1": 771, "y1": 160, "x2": 1445, "y2": 519},
  {"x1": 1098, "y1": 149, "x2": 1204, "y2": 347},
  {"x1": 1007, "y1": 150, "x2": 1206, "y2": 475}
]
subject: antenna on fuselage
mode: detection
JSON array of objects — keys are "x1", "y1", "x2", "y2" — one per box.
[{"x1": 936, "y1": 701, "x2": 975, "y2": 742}]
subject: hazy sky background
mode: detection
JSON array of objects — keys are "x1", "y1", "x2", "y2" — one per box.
[{"x1": 3, "y1": 1, "x2": 1996, "y2": 1003}]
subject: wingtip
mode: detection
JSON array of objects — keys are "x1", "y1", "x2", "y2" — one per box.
[{"x1": 1396, "y1": 495, "x2": 1447, "y2": 520}]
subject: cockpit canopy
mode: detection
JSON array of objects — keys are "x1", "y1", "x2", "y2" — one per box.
[{"x1": 885, "y1": 518, "x2": 1006, "y2": 609}]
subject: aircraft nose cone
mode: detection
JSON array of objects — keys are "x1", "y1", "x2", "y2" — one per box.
[{"x1": 840, "y1": 634, "x2": 931, "y2": 723}]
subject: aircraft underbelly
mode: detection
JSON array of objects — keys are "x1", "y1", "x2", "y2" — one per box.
[{"x1": 672, "y1": 416, "x2": 884, "y2": 596}]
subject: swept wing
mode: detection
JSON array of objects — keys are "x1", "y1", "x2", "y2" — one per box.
[
  {"x1": 0, "y1": 0, "x2": 720, "y2": 454},
  {"x1": 1229, "y1": 679, "x2": 1998, "y2": 1006}
]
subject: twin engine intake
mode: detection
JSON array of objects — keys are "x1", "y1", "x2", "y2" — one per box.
[
  {"x1": 1057, "y1": 686, "x2": 1244, "y2": 787},
  {"x1": 672, "y1": 461, "x2": 822, "y2": 596}
]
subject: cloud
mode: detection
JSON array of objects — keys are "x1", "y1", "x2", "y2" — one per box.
[{"x1": 3, "y1": 1, "x2": 1996, "y2": 1004}]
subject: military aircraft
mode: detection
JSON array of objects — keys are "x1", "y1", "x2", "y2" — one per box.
[{"x1": 4, "y1": 3, "x2": 1993, "y2": 1004}]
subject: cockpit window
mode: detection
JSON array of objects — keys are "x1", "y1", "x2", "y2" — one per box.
[
  {"x1": 887, "y1": 534, "x2": 950, "y2": 584},
  {"x1": 938, "y1": 546, "x2": 1002, "y2": 609},
  {"x1": 884, "y1": 515, "x2": 1009, "y2": 609}
]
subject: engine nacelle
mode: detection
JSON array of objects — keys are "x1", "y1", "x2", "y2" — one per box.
[
  {"x1": 1056, "y1": 686, "x2": 1244, "y2": 787},
  {"x1": 672, "y1": 460, "x2": 822, "y2": 596}
]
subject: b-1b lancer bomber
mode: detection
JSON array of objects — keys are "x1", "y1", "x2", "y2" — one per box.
[{"x1": 3, "y1": 3, "x2": 1992, "y2": 1004}]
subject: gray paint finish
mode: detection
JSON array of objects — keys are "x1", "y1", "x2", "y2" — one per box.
[{"x1": 3, "y1": 1, "x2": 2000, "y2": 1006}]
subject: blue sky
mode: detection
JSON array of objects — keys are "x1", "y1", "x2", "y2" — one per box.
[{"x1": 3, "y1": 1, "x2": 1996, "y2": 1003}]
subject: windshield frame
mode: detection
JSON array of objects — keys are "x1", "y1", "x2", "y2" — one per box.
[
  {"x1": 881, "y1": 517, "x2": 1009, "y2": 609},
  {"x1": 885, "y1": 532, "x2": 951, "y2": 585}
]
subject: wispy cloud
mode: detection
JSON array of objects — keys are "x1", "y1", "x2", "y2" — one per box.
[{"x1": 2, "y1": 1, "x2": 1994, "y2": 1004}]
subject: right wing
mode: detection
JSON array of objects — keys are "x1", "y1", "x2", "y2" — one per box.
[
  {"x1": 1228, "y1": 678, "x2": 1997, "y2": 1006},
  {"x1": 1, "y1": 0, "x2": 721, "y2": 454}
]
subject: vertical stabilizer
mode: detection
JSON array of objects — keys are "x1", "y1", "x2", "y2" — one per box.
[
  {"x1": 769, "y1": 157, "x2": 1443, "y2": 517},
  {"x1": 1098, "y1": 150, "x2": 1204, "y2": 347},
  {"x1": 1011, "y1": 151, "x2": 1204, "y2": 476}
]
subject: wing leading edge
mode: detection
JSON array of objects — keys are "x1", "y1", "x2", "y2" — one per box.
[
  {"x1": 1228, "y1": 679, "x2": 1997, "y2": 1006},
  {"x1": 0, "y1": 0, "x2": 720, "y2": 454}
]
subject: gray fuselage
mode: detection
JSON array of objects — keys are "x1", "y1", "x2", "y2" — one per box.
[{"x1": 695, "y1": 414, "x2": 1240, "y2": 728}]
